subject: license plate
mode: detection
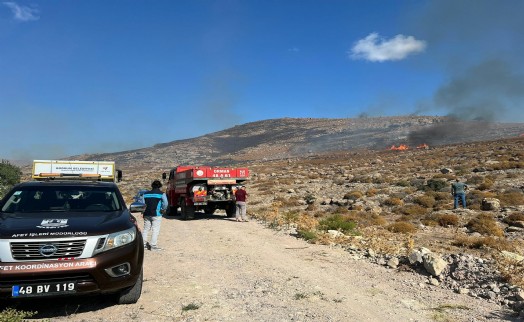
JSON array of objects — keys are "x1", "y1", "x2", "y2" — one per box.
[{"x1": 12, "y1": 282, "x2": 76, "y2": 298}]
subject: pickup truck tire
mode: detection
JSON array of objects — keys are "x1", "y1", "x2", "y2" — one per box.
[
  {"x1": 226, "y1": 202, "x2": 236, "y2": 217},
  {"x1": 116, "y1": 268, "x2": 143, "y2": 304}
]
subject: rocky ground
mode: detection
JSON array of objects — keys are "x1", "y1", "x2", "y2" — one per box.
[
  {"x1": 6, "y1": 134, "x2": 524, "y2": 321},
  {"x1": 2, "y1": 214, "x2": 519, "y2": 322}
]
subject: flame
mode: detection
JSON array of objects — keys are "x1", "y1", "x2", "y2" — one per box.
[
  {"x1": 416, "y1": 143, "x2": 429, "y2": 149},
  {"x1": 389, "y1": 144, "x2": 409, "y2": 151}
]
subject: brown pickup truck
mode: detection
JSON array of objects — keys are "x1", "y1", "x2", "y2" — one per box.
[{"x1": 0, "y1": 180, "x2": 144, "y2": 304}]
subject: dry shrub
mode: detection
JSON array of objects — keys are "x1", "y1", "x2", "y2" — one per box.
[
  {"x1": 343, "y1": 190, "x2": 363, "y2": 201},
  {"x1": 452, "y1": 234, "x2": 516, "y2": 251},
  {"x1": 492, "y1": 161, "x2": 524, "y2": 170},
  {"x1": 273, "y1": 196, "x2": 302, "y2": 207},
  {"x1": 414, "y1": 195, "x2": 436, "y2": 208},
  {"x1": 467, "y1": 190, "x2": 496, "y2": 210},
  {"x1": 395, "y1": 204, "x2": 428, "y2": 218},
  {"x1": 467, "y1": 175, "x2": 484, "y2": 185},
  {"x1": 497, "y1": 190, "x2": 524, "y2": 206},
  {"x1": 432, "y1": 191, "x2": 452, "y2": 201},
  {"x1": 426, "y1": 179, "x2": 448, "y2": 192},
  {"x1": 366, "y1": 188, "x2": 378, "y2": 197},
  {"x1": 305, "y1": 203, "x2": 318, "y2": 211},
  {"x1": 436, "y1": 214, "x2": 459, "y2": 227},
  {"x1": 350, "y1": 175, "x2": 372, "y2": 183},
  {"x1": 383, "y1": 197, "x2": 403, "y2": 207},
  {"x1": 477, "y1": 178, "x2": 494, "y2": 191},
  {"x1": 467, "y1": 213, "x2": 504, "y2": 237},
  {"x1": 503, "y1": 213, "x2": 524, "y2": 225},
  {"x1": 344, "y1": 211, "x2": 387, "y2": 228},
  {"x1": 277, "y1": 178, "x2": 295, "y2": 185},
  {"x1": 493, "y1": 254, "x2": 524, "y2": 289},
  {"x1": 356, "y1": 227, "x2": 412, "y2": 255},
  {"x1": 395, "y1": 180, "x2": 411, "y2": 187},
  {"x1": 387, "y1": 221, "x2": 417, "y2": 234},
  {"x1": 295, "y1": 213, "x2": 319, "y2": 232}
]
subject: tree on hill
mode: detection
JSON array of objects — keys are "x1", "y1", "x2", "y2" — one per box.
[{"x1": 0, "y1": 160, "x2": 22, "y2": 198}]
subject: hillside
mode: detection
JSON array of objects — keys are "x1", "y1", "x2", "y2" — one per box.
[{"x1": 70, "y1": 116, "x2": 524, "y2": 169}]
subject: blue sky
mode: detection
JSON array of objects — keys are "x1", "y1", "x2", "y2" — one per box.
[{"x1": 1, "y1": 0, "x2": 523, "y2": 161}]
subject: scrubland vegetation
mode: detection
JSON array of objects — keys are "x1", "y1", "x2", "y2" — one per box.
[{"x1": 248, "y1": 137, "x2": 524, "y2": 288}]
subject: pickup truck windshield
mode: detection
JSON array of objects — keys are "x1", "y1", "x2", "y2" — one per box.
[{"x1": 1, "y1": 186, "x2": 122, "y2": 213}]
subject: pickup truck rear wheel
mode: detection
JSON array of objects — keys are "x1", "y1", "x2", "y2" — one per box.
[{"x1": 116, "y1": 268, "x2": 143, "y2": 304}]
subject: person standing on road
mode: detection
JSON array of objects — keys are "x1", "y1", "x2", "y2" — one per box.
[
  {"x1": 142, "y1": 180, "x2": 168, "y2": 251},
  {"x1": 451, "y1": 178, "x2": 468, "y2": 209},
  {"x1": 234, "y1": 185, "x2": 248, "y2": 222}
]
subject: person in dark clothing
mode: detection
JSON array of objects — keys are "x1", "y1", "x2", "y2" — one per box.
[
  {"x1": 234, "y1": 185, "x2": 248, "y2": 222},
  {"x1": 451, "y1": 178, "x2": 468, "y2": 209},
  {"x1": 141, "y1": 180, "x2": 168, "y2": 251}
]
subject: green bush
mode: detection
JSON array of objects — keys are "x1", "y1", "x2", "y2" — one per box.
[
  {"x1": 0, "y1": 308, "x2": 36, "y2": 322},
  {"x1": 318, "y1": 214, "x2": 357, "y2": 235},
  {"x1": 297, "y1": 229, "x2": 318, "y2": 242},
  {"x1": 0, "y1": 160, "x2": 22, "y2": 198}
]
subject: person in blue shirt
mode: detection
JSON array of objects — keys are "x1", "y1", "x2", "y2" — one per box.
[
  {"x1": 451, "y1": 178, "x2": 468, "y2": 209},
  {"x1": 141, "y1": 180, "x2": 168, "y2": 251}
]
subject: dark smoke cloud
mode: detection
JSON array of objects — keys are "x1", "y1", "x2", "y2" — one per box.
[
  {"x1": 435, "y1": 59, "x2": 524, "y2": 122},
  {"x1": 407, "y1": 0, "x2": 524, "y2": 143}
]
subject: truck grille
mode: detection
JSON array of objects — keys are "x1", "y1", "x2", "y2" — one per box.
[{"x1": 11, "y1": 240, "x2": 87, "y2": 260}]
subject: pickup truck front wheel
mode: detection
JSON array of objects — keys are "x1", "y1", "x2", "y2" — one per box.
[{"x1": 116, "y1": 268, "x2": 143, "y2": 304}]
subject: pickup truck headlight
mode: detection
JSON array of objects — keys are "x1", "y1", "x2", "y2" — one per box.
[{"x1": 95, "y1": 227, "x2": 136, "y2": 254}]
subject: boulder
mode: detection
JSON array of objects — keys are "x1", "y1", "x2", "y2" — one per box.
[
  {"x1": 481, "y1": 198, "x2": 501, "y2": 211},
  {"x1": 423, "y1": 253, "x2": 448, "y2": 277}
]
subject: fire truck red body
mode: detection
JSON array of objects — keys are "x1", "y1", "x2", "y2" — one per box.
[{"x1": 166, "y1": 166, "x2": 249, "y2": 220}]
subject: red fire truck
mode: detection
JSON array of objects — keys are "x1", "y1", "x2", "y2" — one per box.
[{"x1": 165, "y1": 166, "x2": 249, "y2": 220}]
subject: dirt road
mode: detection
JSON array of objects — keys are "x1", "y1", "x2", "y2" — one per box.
[{"x1": 4, "y1": 213, "x2": 517, "y2": 321}]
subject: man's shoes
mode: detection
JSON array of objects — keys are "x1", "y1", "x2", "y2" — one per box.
[
  {"x1": 144, "y1": 242, "x2": 150, "y2": 250},
  {"x1": 150, "y1": 245, "x2": 162, "y2": 251}
]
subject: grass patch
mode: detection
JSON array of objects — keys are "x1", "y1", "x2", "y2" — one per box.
[
  {"x1": 297, "y1": 229, "x2": 318, "y2": 242},
  {"x1": 318, "y1": 214, "x2": 358, "y2": 235},
  {"x1": 294, "y1": 292, "x2": 309, "y2": 300},
  {"x1": 182, "y1": 303, "x2": 201, "y2": 311},
  {"x1": 0, "y1": 308, "x2": 36, "y2": 322}
]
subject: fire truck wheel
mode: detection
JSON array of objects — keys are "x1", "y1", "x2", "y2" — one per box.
[
  {"x1": 226, "y1": 202, "x2": 236, "y2": 217},
  {"x1": 180, "y1": 200, "x2": 188, "y2": 220},
  {"x1": 181, "y1": 200, "x2": 195, "y2": 220},
  {"x1": 205, "y1": 205, "x2": 215, "y2": 215},
  {"x1": 167, "y1": 205, "x2": 177, "y2": 217}
]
